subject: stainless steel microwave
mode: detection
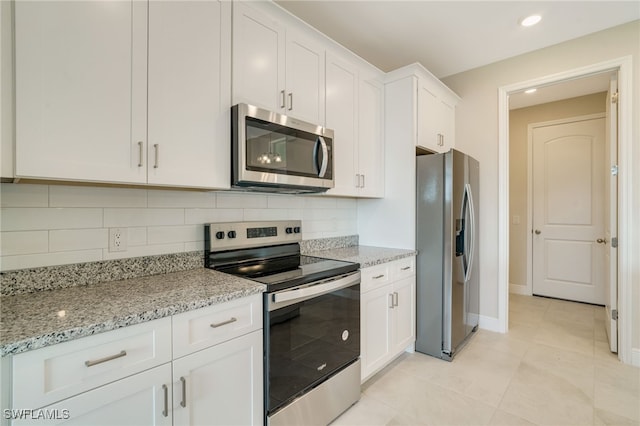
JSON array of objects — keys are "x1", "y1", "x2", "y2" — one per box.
[{"x1": 231, "y1": 103, "x2": 334, "y2": 193}]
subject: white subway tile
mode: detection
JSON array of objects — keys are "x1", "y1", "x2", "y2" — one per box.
[
  {"x1": 148, "y1": 190, "x2": 215, "y2": 208},
  {"x1": 287, "y1": 209, "x2": 303, "y2": 220},
  {"x1": 103, "y1": 208, "x2": 184, "y2": 227},
  {"x1": 303, "y1": 220, "x2": 334, "y2": 233},
  {"x1": 49, "y1": 185, "x2": 147, "y2": 208},
  {"x1": 216, "y1": 192, "x2": 267, "y2": 209},
  {"x1": 243, "y1": 209, "x2": 290, "y2": 221},
  {"x1": 0, "y1": 184, "x2": 49, "y2": 207},
  {"x1": 303, "y1": 196, "x2": 337, "y2": 209},
  {"x1": 185, "y1": 241, "x2": 204, "y2": 252},
  {"x1": 335, "y1": 198, "x2": 357, "y2": 209},
  {"x1": 301, "y1": 231, "x2": 323, "y2": 240},
  {"x1": 0, "y1": 208, "x2": 103, "y2": 231},
  {"x1": 0, "y1": 249, "x2": 103, "y2": 272},
  {"x1": 0, "y1": 231, "x2": 48, "y2": 255},
  {"x1": 49, "y1": 229, "x2": 108, "y2": 252},
  {"x1": 267, "y1": 194, "x2": 305, "y2": 209},
  {"x1": 128, "y1": 227, "x2": 148, "y2": 247},
  {"x1": 102, "y1": 243, "x2": 184, "y2": 260},
  {"x1": 147, "y1": 225, "x2": 203, "y2": 244},
  {"x1": 184, "y1": 208, "x2": 243, "y2": 224},
  {"x1": 303, "y1": 208, "x2": 355, "y2": 222}
]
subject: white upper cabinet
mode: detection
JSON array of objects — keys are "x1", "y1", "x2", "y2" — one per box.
[
  {"x1": 14, "y1": 1, "x2": 148, "y2": 184},
  {"x1": 147, "y1": 0, "x2": 230, "y2": 189},
  {"x1": 232, "y1": 2, "x2": 324, "y2": 124},
  {"x1": 13, "y1": 0, "x2": 230, "y2": 189},
  {"x1": 326, "y1": 53, "x2": 384, "y2": 198}
]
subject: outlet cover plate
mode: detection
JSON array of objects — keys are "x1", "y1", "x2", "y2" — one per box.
[{"x1": 109, "y1": 228, "x2": 127, "y2": 252}]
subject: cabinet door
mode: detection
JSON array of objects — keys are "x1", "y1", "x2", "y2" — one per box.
[
  {"x1": 285, "y1": 29, "x2": 325, "y2": 124},
  {"x1": 232, "y1": 2, "x2": 285, "y2": 112},
  {"x1": 325, "y1": 52, "x2": 358, "y2": 197},
  {"x1": 360, "y1": 285, "x2": 392, "y2": 381},
  {"x1": 172, "y1": 330, "x2": 263, "y2": 426},
  {"x1": 391, "y1": 276, "x2": 416, "y2": 355},
  {"x1": 14, "y1": 1, "x2": 147, "y2": 183},
  {"x1": 417, "y1": 82, "x2": 442, "y2": 153},
  {"x1": 12, "y1": 364, "x2": 172, "y2": 426},
  {"x1": 440, "y1": 98, "x2": 456, "y2": 152},
  {"x1": 357, "y1": 77, "x2": 384, "y2": 198},
  {"x1": 147, "y1": 0, "x2": 230, "y2": 189}
]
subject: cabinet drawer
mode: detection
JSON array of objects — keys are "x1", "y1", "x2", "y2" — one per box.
[
  {"x1": 172, "y1": 294, "x2": 262, "y2": 359},
  {"x1": 12, "y1": 317, "x2": 172, "y2": 410},
  {"x1": 360, "y1": 263, "x2": 391, "y2": 293},
  {"x1": 392, "y1": 257, "x2": 415, "y2": 280}
]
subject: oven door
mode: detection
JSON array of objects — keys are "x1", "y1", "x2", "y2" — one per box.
[
  {"x1": 264, "y1": 271, "x2": 360, "y2": 416},
  {"x1": 232, "y1": 103, "x2": 334, "y2": 192}
]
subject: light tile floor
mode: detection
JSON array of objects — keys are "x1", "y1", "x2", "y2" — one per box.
[{"x1": 332, "y1": 294, "x2": 640, "y2": 426}]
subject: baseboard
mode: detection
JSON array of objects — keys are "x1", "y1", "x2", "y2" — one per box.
[
  {"x1": 478, "y1": 314, "x2": 503, "y2": 333},
  {"x1": 632, "y1": 348, "x2": 640, "y2": 368},
  {"x1": 509, "y1": 283, "x2": 530, "y2": 295}
]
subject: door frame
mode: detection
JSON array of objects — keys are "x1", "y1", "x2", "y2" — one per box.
[
  {"x1": 497, "y1": 56, "x2": 634, "y2": 364},
  {"x1": 526, "y1": 113, "x2": 607, "y2": 297}
]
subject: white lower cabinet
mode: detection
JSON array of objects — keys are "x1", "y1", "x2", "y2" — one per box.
[
  {"x1": 360, "y1": 257, "x2": 416, "y2": 382},
  {"x1": 172, "y1": 330, "x2": 263, "y2": 426},
  {"x1": 4, "y1": 295, "x2": 263, "y2": 426}
]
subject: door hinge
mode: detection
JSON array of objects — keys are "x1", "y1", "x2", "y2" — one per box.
[
  {"x1": 611, "y1": 91, "x2": 619, "y2": 104},
  {"x1": 611, "y1": 165, "x2": 618, "y2": 176},
  {"x1": 612, "y1": 309, "x2": 618, "y2": 321},
  {"x1": 611, "y1": 237, "x2": 618, "y2": 248}
]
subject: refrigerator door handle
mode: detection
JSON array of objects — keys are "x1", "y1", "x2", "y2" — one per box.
[{"x1": 464, "y1": 183, "x2": 476, "y2": 283}]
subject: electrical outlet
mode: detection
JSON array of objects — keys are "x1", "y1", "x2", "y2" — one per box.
[{"x1": 109, "y1": 228, "x2": 127, "y2": 252}]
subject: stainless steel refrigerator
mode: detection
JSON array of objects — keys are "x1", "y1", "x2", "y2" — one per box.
[{"x1": 416, "y1": 149, "x2": 480, "y2": 361}]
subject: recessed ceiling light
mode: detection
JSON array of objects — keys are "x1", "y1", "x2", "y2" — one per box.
[
  {"x1": 520, "y1": 15, "x2": 542, "y2": 27},
  {"x1": 525, "y1": 88, "x2": 537, "y2": 94}
]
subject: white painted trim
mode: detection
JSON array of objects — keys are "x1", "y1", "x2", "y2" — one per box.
[
  {"x1": 509, "y1": 283, "x2": 530, "y2": 295},
  {"x1": 498, "y1": 56, "x2": 634, "y2": 364},
  {"x1": 478, "y1": 315, "x2": 502, "y2": 333},
  {"x1": 526, "y1": 113, "x2": 606, "y2": 300},
  {"x1": 632, "y1": 348, "x2": 640, "y2": 368}
]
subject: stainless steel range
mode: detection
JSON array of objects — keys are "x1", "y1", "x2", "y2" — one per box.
[{"x1": 205, "y1": 221, "x2": 361, "y2": 426}]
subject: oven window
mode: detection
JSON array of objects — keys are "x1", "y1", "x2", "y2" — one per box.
[
  {"x1": 246, "y1": 117, "x2": 333, "y2": 179},
  {"x1": 266, "y1": 284, "x2": 360, "y2": 415}
]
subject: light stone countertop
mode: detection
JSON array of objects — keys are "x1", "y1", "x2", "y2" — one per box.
[
  {"x1": 305, "y1": 245, "x2": 417, "y2": 268},
  {"x1": 0, "y1": 268, "x2": 265, "y2": 357}
]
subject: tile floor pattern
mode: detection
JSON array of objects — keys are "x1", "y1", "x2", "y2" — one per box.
[{"x1": 332, "y1": 295, "x2": 640, "y2": 426}]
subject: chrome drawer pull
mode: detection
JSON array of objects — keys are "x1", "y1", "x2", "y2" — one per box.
[
  {"x1": 372, "y1": 274, "x2": 385, "y2": 279},
  {"x1": 401, "y1": 266, "x2": 411, "y2": 271},
  {"x1": 210, "y1": 317, "x2": 237, "y2": 328},
  {"x1": 162, "y1": 384, "x2": 168, "y2": 417},
  {"x1": 137, "y1": 141, "x2": 143, "y2": 167},
  {"x1": 85, "y1": 350, "x2": 127, "y2": 367}
]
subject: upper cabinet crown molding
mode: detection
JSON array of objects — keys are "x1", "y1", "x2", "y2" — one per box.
[{"x1": 385, "y1": 62, "x2": 461, "y2": 104}]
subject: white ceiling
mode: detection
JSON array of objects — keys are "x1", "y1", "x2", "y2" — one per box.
[{"x1": 274, "y1": 1, "x2": 639, "y2": 78}]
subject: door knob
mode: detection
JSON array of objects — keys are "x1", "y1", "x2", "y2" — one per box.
[
  {"x1": 596, "y1": 238, "x2": 608, "y2": 244},
  {"x1": 534, "y1": 229, "x2": 541, "y2": 235}
]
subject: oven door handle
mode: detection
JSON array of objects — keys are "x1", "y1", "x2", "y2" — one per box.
[{"x1": 271, "y1": 271, "x2": 360, "y2": 307}]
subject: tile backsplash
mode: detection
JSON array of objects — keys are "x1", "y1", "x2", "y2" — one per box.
[{"x1": 0, "y1": 183, "x2": 358, "y2": 271}]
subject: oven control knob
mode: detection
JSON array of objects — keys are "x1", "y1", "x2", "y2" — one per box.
[
  {"x1": 227, "y1": 230, "x2": 237, "y2": 239},
  {"x1": 293, "y1": 226, "x2": 301, "y2": 234},
  {"x1": 285, "y1": 227, "x2": 293, "y2": 234},
  {"x1": 215, "y1": 231, "x2": 225, "y2": 240}
]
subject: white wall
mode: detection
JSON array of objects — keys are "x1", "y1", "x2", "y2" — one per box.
[
  {"x1": 442, "y1": 21, "x2": 639, "y2": 350},
  {"x1": 0, "y1": 184, "x2": 357, "y2": 271}
]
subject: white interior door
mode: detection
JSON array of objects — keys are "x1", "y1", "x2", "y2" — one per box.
[
  {"x1": 532, "y1": 115, "x2": 606, "y2": 305},
  {"x1": 604, "y1": 74, "x2": 619, "y2": 352}
]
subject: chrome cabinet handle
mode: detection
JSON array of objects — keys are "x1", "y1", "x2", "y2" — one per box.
[
  {"x1": 373, "y1": 274, "x2": 385, "y2": 279},
  {"x1": 85, "y1": 350, "x2": 127, "y2": 367},
  {"x1": 137, "y1": 141, "x2": 143, "y2": 167},
  {"x1": 180, "y1": 376, "x2": 187, "y2": 408},
  {"x1": 288, "y1": 92, "x2": 293, "y2": 110},
  {"x1": 388, "y1": 293, "x2": 394, "y2": 309},
  {"x1": 401, "y1": 266, "x2": 411, "y2": 271},
  {"x1": 210, "y1": 317, "x2": 237, "y2": 328},
  {"x1": 393, "y1": 291, "x2": 399, "y2": 307},
  {"x1": 162, "y1": 384, "x2": 168, "y2": 417},
  {"x1": 596, "y1": 238, "x2": 608, "y2": 244},
  {"x1": 361, "y1": 174, "x2": 365, "y2": 188},
  {"x1": 355, "y1": 174, "x2": 360, "y2": 188},
  {"x1": 280, "y1": 90, "x2": 286, "y2": 108},
  {"x1": 153, "y1": 144, "x2": 159, "y2": 169}
]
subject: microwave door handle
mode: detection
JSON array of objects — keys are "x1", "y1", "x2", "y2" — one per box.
[
  {"x1": 318, "y1": 136, "x2": 328, "y2": 177},
  {"x1": 313, "y1": 137, "x2": 321, "y2": 175}
]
